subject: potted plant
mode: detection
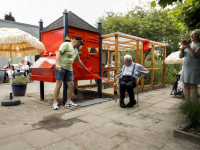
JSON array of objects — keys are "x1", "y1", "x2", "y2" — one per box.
[{"x1": 11, "y1": 75, "x2": 29, "y2": 96}]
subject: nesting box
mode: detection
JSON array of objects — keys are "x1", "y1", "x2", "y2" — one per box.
[{"x1": 31, "y1": 11, "x2": 100, "y2": 82}]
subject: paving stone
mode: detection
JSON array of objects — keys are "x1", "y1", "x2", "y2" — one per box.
[
  {"x1": 78, "y1": 114, "x2": 112, "y2": 126},
  {"x1": 0, "y1": 136, "x2": 33, "y2": 150},
  {"x1": 0, "y1": 124, "x2": 35, "y2": 139},
  {"x1": 53, "y1": 122, "x2": 95, "y2": 138},
  {"x1": 116, "y1": 115, "x2": 159, "y2": 129},
  {"x1": 110, "y1": 134, "x2": 128, "y2": 145},
  {"x1": 160, "y1": 138, "x2": 200, "y2": 150},
  {"x1": 69, "y1": 131, "x2": 123, "y2": 150},
  {"x1": 151, "y1": 112, "x2": 172, "y2": 122},
  {"x1": 107, "y1": 104, "x2": 142, "y2": 115},
  {"x1": 99, "y1": 109, "x2": 129, "y2": 120},
  {"x1": 131, "y1": 109, "x2": 158, "y2": 119},
  {"x1": 41, "y1": 139, "x2": 85, "y2": 150},
  {"x1": 152, "y1": 102, "x2": 176, "y2": 109},
  {"x1": 93, "y1": 100, "x2": 118, "y2": 109},
  {"x1": 145, "y1": 106, "x2": 171, "y2": 114},
  {"x1": 19, "y1": 129, "x2": 64, "y2": 149},
  {"x1": 61, "y1": 110, "x2": 87, "y2": 120},
  {"x1": 120, "y1": 127, "x2": 169, "y2": 148},
  {"x1": 91, "y1": 122, "x2": 128, "y2": 138},
  {"x1": 148, "y1": 120, "x2": 177, "y2": 137},
  {"x1": 140, "y1": 98, "x2": 163, "y2": 104},
  {"x1": 113, "y1": 139, "x2": 159, "y2": 150},
  {"x1": 80, "y1": 106, "x2": 112, "y2": 115},
  {"x1": 163, "y1": 98, "x2": 183, "y2": 104}
]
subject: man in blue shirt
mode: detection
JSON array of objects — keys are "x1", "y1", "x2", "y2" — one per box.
[{"x1": 115, "y1": 54, "x2": 149, "y2": 108}]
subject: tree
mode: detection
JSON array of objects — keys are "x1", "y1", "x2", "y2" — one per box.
[
  {"x1": 150, "y1": 0, "x2": 200, "y2": 30},
  {"x1": 4, "y1": 12, "x2": 15, "y2": 22},
  {"x1": 96, "y1": 4, "x2": 190, "y2": 56}
]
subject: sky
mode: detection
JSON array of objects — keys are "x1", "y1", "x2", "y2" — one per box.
[{"x1": 0, "y1": 0, "x2": 152, "y2": 27}]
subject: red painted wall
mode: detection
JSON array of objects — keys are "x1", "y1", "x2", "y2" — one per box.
[{"x1": 31, "y1": 26, "x2": 100, "y2": 82}]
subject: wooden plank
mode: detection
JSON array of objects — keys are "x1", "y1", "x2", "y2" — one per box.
[
  {"x1": 163, "y1": 46, "x2": 166, "y2": 83},
  {"x1": 114, "y1": 35, "x2": 118, "y2": 93},
  {"x1": 119, "y1": 39, "x2": 136, "y2": 44},
  {"x1": 154, "y1": 67, "x2": 164, "y2": 70},
  {"x1": 105, "y1": 47, "x2": 133, "y2": 51},
  {"x1": 107, "y1": 51, "x2": 110, "y2": 81},
  {"x1": 103, "y1": 42, "x2": 136, "y2": 49},
  {"x1": 78, "y1": 83, "x2": 97, "y2": 87},
  {"x1": 102, "y1": 33, "x2": 115, "y2": 39},
  {"x1": 136, "y1": 40, "x2": 139, "y2": 63},
  {"x1": 154, "y1": 83, "x2": 164, "y2": 87},
  {"x1": 151, "y1": 45, "x2": 155, "y2": 85},
  {"x1": 118, "y1": 34, "x2": 142, "y2": 41},
  {"x1": 141, "y1": 41, "x2": 144, "y2": 88},
  {"x1": 149, "y1": 41, "x2": 167, "y2": 47},
  {"x1": 102, "y1": 68, "x2": 122, "y2": 71}
]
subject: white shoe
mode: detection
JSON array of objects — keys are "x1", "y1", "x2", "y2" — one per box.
[
  {"x1": 53, "y1": 102, "x2": 58, "y2": 110},
  {"x1": 65, "y1": 100, "x2": 78, "y2": 107}
]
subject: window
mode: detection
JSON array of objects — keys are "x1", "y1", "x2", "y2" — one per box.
[{"x1": 89, "y1": 48, "x2": 96, "y2": 54}]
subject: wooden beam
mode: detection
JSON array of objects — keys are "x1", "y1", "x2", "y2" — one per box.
[
  {"x1": 114, "y1": 35, "x2": 118, "y2": 94},
  {"x1": 107, "y1": 51, "x2": 110, "y2": 81},
  {"x1": 119, "y1": 39, "x2": 136, "y2": 44},
  {"x1": 163, "y1": 46, "x2": 166, "y2": 84},
  {"x1": 103, "y1": 42, "x2": 136, "y2": 49},
  {"x1": 118, "y1": 34, "x2": 141, "y2": 41},
  {"x1": 105, "y1": 47, "x2": 133, "y2": 51},
  {"x1": 136, "y1": 40, "x2": 139, "y2": 63},
  {"x1": 141, "y1": 41, "x2": 144, "y2": 88},
  {"x1": 151, "y1": 45, "x2": 155, "y2": 85},
  {"x1": 103, "y1": 39, "x2": 115, "y2": 42},
  {"x1": 154, "y1": 67, "x2": 164, "y2": 70},
  {"x1": 149, "y1": 42, "x2": 167, "y2": 47},
  {"x1": 102, "y1": 33, "x2": 115, "y2": 39}
]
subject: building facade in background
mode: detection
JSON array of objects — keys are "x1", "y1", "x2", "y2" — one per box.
[{"x1": 0, "y1": 19, "x2": 39, "y2": 68}]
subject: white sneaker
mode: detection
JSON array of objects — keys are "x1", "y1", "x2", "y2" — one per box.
[
  {"x1": 53, "y1": 102, "x2": 58, "y2": 110},
  {"x1": 65, "y1": 100, "x2": 78, "y2": 107}
]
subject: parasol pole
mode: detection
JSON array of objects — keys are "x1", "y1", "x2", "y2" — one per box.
[{"x1": 10, "y1": 44, "x2": 13, "y2": 100}]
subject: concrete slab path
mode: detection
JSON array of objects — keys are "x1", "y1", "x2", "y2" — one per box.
[{"x1": 0, "y1": 81, "x2": 200, "y2": 150}]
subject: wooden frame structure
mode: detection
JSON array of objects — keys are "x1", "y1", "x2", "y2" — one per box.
[{"x1": 102, "y1": 32, "x2": 168, "y2": 96}]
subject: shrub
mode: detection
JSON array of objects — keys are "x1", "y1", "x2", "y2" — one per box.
[
  {"x1": 172, "y1": 98, "x2": 200, "y2": 133},
  {"x1": 11, "y1": 75, "x2": 29, "y2": 85}
]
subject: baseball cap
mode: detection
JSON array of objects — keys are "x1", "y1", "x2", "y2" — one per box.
[{"x1": 74, "y1": 36, "x2": 84, "y2": 45}]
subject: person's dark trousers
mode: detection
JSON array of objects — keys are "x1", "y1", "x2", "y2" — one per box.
[{"x1": 119, "y1": 76, "x2": 136, "y2": 103}]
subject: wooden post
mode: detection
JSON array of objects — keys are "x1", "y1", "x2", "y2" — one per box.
[
  {"x1": 141, "y1": 42, "x2": 144, "y2": 88},
  {"x1": 151, "y1": 44, "x2": 155, "y2": 88},
  {"x1": 136, "y1": 40, "x2": 139, "y2": 63},
  {"x1": 107, "y1": 51, "x2": 110, "y2": 81},
  {"x1": 163, "y1": 46, "x2": 166, "y2": 84},
  {"x1": 114, "y1": 35, "x2": 118, "y2": 94}
]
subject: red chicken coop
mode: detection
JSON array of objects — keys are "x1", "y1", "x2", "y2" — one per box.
[{"x1": 31, "y1": 9, "x2": 102, "y2": 101}]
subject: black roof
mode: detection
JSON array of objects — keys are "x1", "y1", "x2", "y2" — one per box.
[{"x1": 41, "y1": 11, "x2": 99, "y2": 33}]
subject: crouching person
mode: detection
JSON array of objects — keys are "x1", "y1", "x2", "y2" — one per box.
[{"x1": 114, "y1": 55, "x2": 149, "y2": 108}]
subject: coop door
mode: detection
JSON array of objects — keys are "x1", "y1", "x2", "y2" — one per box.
[{"x1": 85, "y1": 46, "x2": 99, "y2": 73}]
